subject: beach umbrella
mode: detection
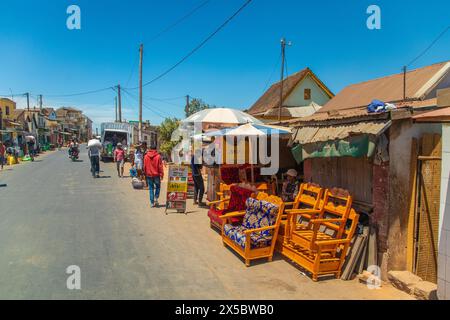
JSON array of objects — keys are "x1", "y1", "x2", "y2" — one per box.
[
  {"x1": 205, "y1": 123, "x2": 291, "y2": 137},
  {"x1": 181, "y1": 108, "x2": 263, "y2": 127},
  {"x1": 205, "y1": 123, "x2": 291, "y2": 182}
]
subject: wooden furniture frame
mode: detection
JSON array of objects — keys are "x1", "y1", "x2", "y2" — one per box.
[
  {"x1": 282, "y1": 189, "x2": 359, "y2": 281},
  {"x1": 220, "y1": 193, "x2": 285, "y2": 267},
  {"x1": 277, "y1": 183, "x2": 324, "y2": 250}
]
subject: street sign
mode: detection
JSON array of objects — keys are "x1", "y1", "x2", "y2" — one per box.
[{"x1": 165, "y1": 165, "x2": 188, "y2": 214}]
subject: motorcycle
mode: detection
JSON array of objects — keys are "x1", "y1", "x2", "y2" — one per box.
[{"x1": 69, "y1": 147, "x2": 79, "y2": 161}]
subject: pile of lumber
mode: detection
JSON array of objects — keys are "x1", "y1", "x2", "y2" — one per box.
[{"x1": 341, "y1": 225, "x2": 378, "y2": 280}]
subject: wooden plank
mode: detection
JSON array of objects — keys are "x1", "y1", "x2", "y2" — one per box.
[
  {"x1": 342, "y1": 233, "x2": 367, "y2": 280},
  {"x1": 407, "y1": 138, "x2": 418, "y2": 272},
  {"x1": 356, "y1": 227, "x2": 370, "y2": 274},
  {"x1": 367, "y1": 226, "x2": 378, "y2": 267}
]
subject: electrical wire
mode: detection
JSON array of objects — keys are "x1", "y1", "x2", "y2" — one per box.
[
  {"x1": 407, "y1": 25, "x2": 450, "y2": 68},
  {"x1": 43, "y1": 86, "x2": 115, "y2": 98},
  {"x1": 146, "y1": 0, "x2": 212, "y2": 43},
  {"x1": 121, "y1": 88, "x2": 169, "y2": 119},
  {"x1": 126, "y1": 0, "x2": 253, "y2": 90}
]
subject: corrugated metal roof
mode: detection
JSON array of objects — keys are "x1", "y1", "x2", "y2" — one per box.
[
  {"x1": 413, "y1": 107, "x2": 450, "y2": 122},
  {"x1": 248, "y1": 68, "x2": 334, "y2": 115},
  {"x1": 318, "y1": 61, "x2": 450, "y2": 114},
  {"x1": 292, "y1": 120, "x2": 391, "y2": 144}
]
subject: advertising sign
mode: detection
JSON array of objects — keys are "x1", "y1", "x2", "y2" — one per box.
[{"x1": 165, "y1": 165, "x2": 189, "y2": 214}]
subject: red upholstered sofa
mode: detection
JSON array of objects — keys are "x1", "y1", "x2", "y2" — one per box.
[{"x1": 207, "y1": 185, "x2": 254, "y2": 230}]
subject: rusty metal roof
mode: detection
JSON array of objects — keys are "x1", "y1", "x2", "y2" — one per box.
[
  {"x1": 413, "y1": 107, "x2": 450, "y2": 122},
  {"x1": 318, "y1": 61, "x2": 450, "y2": 114},
  {"x1": 291, "y1": 120, "x2": 391, "y2": 144},
  {"x1": 248, "y1": 68, "x2": 334, "y2": 116}
]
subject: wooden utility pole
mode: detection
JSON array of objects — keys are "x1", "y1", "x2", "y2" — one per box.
[
  {"x1": 185, "y1": 95, "x2": 190, "y2": 117},
  {"x1": 403, "y1": 66, "x2": 407, "y2": 101},
  {"x1": 115, "y1": 96, "x2": 118, "y2": 122},
  {"x1": 139, "y1": 44, "x2": 144, "y2": 142},
  {"x1": 117, "y1": 84, "x2": 122, "y2": 122},
  {"x1": 278, "y1": 38, "x2": 289, "y2": 121},
  {"x1": 26, "y1": 92, "x2": 30, "y2": 111}
]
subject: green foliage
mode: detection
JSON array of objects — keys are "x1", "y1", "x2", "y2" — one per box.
[
  {"x1": 159, "y1": 117, "x2": 180, "y2": 157},
  {"x1": 185, "y1": 98, "x2": 211, "y2": 117}
]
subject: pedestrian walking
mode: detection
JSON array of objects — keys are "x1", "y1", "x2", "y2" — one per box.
[
  {"x1": 134, "y1": 145, "x2": 144, "y2": 181},
  {"x1": 114, "y1": 143, "x2": 126, "y2": 178},
  {"x1": 143, "y1": 143, "x2": 164, "y2": 207},
  {"x1": 0, "y1": 141, "x2": 5, "y2": 170},
  {"x1": 141, "y1": 141, "x2": 149, "y2": 189},
  {"x1": 191, "y1": 152, "x2": 205, "y2": 206},
  {"x1": 87, "y1": 138, "x2": 102, "y2": 178}
]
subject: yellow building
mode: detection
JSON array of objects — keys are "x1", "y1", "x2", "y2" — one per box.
[
  {"x1": 0, "y1": 98, "x2": 21, "y2": 142},
  {"x1": 0, "y1": 98, "x2": 16, "y2": 121}
]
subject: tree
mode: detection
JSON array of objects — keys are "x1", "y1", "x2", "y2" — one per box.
[
  {"x1": 185, "y1": 98, "x2": 211, "y2": 117},
  {"x1": 159, "y1": 117, "x2": 180, "y2": 158}
]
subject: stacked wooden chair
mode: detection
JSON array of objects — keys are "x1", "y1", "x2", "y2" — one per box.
[
  {"x1": 220, "y1": 193, "x2": 284, "y2": 266},
  {"x1": 276, "y1": 183, "x2": 323, "y2": 251},
  {"x1": 281, "y1": 188, "x2": 359, "y2": 281}
]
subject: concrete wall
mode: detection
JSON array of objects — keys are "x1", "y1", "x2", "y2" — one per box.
[
  {"x1": 438, "y1": 123, "x2": 450, "y2": 300},
  {"x1": 386, "y1": 120, "x2": 441, "y2": 272},
  {"x1": 283, "y1": 74, "x2": 331, "y2": 107}
]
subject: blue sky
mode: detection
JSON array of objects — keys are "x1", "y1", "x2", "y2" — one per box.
[{"x1": 0, "y1": 0, "x2": 449, "y2": 130}]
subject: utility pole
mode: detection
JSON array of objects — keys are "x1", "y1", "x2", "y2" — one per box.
[
  {"x1": 139, "y1": 44, "x2": 144, "y2": 142},
  {"x1": 25, "y1": 92, "x2": 30, "y2": 111},
  {"x1": 403, "y1": 66, "x2": 407, "y2": 101},
  {"x1": 278, "y1": 38, "x2": 291, "y2": 121},
  {"x1": 185, "y1": 95, "x2": 190, "y2": 117},
  {"x1": 115, "y1": 96, "x2": 118, "y2": 122},
  {"x1": 117, "y1": 84, "x2": 122, "y2": 123}
]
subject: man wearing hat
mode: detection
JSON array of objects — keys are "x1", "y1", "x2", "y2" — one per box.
[
  {"x1": 114, "y1": 143, "x2": 126, "y2": 178},
  {"x1": 281, "y1": 169, "x2": 299, "y2": 202}
]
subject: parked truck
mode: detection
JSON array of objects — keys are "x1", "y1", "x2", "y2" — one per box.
[{"x1": 100, "y1": 122, "x2": 134, "y2": 161}]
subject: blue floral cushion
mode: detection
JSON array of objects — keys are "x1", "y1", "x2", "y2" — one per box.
[
  {"x1": 224, "y1": 224, "x2": 273, "y2": 249},
  {"x1": 242, "y1": 198, "x2": 279, "y2": 237}
]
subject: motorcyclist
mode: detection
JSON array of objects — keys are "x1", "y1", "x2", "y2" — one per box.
[{"x1": 69, "y1": 139, "x2": 79, "y2": 158}]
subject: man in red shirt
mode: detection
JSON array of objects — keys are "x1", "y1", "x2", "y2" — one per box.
[
  {"x1": 143, "y1": 143, "x2": 164, "y2": 207},
  {"x1": 113, "y1": 143, "x2": 126, "y2": 178}
]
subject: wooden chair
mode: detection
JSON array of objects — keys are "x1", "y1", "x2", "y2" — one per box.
[
  {"x1": 220, "y1": 193, "x2": 285, "y2": 267},
  {"x1": 282, "y1": 189, "x2": 358, "y2": 281},
  {"x1": 277, "y1": 183, "x2": 324, "y2": 250},
  {"x1": 207, "y1": 184, "x2": 254, "y2": 230},
  {"x1": 215, "y1": 183, "x2": 232, "y2": 210}
]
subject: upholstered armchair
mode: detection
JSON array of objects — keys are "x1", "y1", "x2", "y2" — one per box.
[{"x1": 220, "y1": 194, "x2": 284, "y2": 266}]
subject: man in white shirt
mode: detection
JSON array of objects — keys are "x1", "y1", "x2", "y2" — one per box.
[{"x1": 87, "y1": 138, "x2": 102, "y2": 178}]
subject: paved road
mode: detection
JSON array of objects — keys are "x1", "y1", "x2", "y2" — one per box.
[{"x1": 0, "y1": 147, "x2": 413, "y2": 299}]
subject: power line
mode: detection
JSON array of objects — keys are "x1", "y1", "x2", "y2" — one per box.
[
  {"x1": 43, "y1": 86, "x2": 115, "y2": 98},
  {"x1": 122, "y1": 88, "x2": 169, "y2": 119},
  {"x1": 146, "y1": 0, "x2": 212, "y2": 43},
  {"x1": 407, "y1": 25, "x2": 450, "y2": 67},
  {"x1": 260, "y1": 52, "x2": 282, "y2": 94},
  {"x1": 126, "y1": 0, "x2": 253, "y2": 90}
]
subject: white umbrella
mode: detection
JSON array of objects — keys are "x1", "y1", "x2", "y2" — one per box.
[
  {"x1": 182, "y1": 108, "x2": 263, "y2": 126},
  {"x1": 205, "y1": 123, "x2": 291, "y2": 137},
  {"x1": 205, "y1": 123, "x2": 291, "y2": 182}
]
